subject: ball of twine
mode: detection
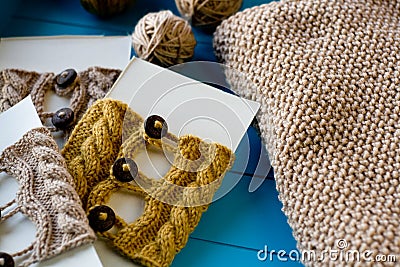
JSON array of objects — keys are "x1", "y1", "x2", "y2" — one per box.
[
  {"x1": 131, "y1": 10, "x2": 197, "y2": 67},
  {"x1": 80, "y1": 0, "x2": 133, "y2": 17},
  {"x1": 175, "y1": 0, "x2": 243, "y2": 28}
]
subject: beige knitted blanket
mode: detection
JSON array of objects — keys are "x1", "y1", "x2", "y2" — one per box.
[{"x1": 214, "y1": 0, "x2": 400, "y2": 266}]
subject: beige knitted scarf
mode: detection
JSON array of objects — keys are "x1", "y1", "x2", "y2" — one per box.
[
  {"x1": 0, "y1": 127, "x2": 96, "y2": 267},
  {"x1": 0, "y1": 67, "x2": 121, "y2": 136},
  {"x1": 214, "y1": 0, "x2": 400, "y2": 266}
]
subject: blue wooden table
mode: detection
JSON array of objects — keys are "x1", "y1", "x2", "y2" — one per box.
[{"x1": 1, "y1": 0, "x2": 302, "y2": 266}]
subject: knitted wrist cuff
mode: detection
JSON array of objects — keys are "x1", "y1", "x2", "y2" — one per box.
[
  {"x1": 0, "y1": 67, "x2": 121, "y2": 136},
  {"x1": 214, "y1": 0, "x2": 400, "y2": 263},
  {"x1": 0, "y1": 127, "x2": 96, "y2": 267},
  {"x1": 62, "y1": 98, "x2": 235, "y2": 267}
]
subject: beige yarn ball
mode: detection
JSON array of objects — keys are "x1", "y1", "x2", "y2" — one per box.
[
  {"x1": 175, "y1": 0, "x2": 243, "y2": 28},
  {"x1": 131, "y1": 10, "x2": 197, "y2": 67}
]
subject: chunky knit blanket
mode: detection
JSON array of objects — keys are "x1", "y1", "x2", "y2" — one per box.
[{"x1": 214, "y1": 0, "x2": 400, "y2": 266}]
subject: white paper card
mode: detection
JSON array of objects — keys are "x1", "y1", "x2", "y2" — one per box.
[
  {"x1": 0, "y1": 96, "x2": 103, "y2": 267},
  {"x1": 0, "y1": 97, "x2": 42, "y2": 152},
  {"x1": 0, "y1": 35, "x2": 131, "y2": 73},
  {"x1": 98, "y1": 58, "x2": 260, "y2": 266},
  {"x1": 107, "y1": 58, "x2": 260, "y2": 151}
]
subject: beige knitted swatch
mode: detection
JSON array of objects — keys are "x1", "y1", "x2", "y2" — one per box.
[
  {"x1": 0, "y1": 67, "x2": 121, "y2": 135},
  {"x1": 0, "y1": 127, "x2": 96, "y2": 267},
  {"x1": 214, "y1": 0, "x2": 400, "y2": 266}
]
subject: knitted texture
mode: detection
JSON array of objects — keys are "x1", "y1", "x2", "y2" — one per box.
[
  {"x1": 0, "y1": 127, "x2": 96, "y2": 267},
  {"x1": 214, "y1": 1, "x2": 400, "y2": 266},
  {"x1": 62, "y1": 98, "x2": 234, "y2": 267},
  {"x1": 0, "y1": 67, "x2": 121, "y2": 135}
]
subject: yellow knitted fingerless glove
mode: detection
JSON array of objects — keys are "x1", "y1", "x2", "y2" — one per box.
[{"x1": 61, "y1": 98, "x2": 234, "y2": 267}]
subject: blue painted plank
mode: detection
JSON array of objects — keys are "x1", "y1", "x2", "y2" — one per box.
[
  {"x1": 232, "y1": 126, "x2": 274, "y2": 178},
  {"x1": 10, "y1": 0, "x2": 274, "y2": 35},
  {"x1": 191, "y1": 173, "x2": 297, "y2": 253},
  {"x1": 2, "y1": 18, "x2": 121, "y2": 36},
  {"x1": 5, "y1": 0, "x2": 274, "y2": 62},
  {"x1": 2, "y1": 17, "x2": 215, "y2": 62},
  {"x1": 174, "y1": 238, "x2": 303, "y2": 267},
  {"x1": 6, "y1": 0, "x2": 206, "y2": 43},
  {"x1": 11, "y1": 0, "x2": 179, "y2": 34},
  {"x1": 0, "y1": 0, "x2": 22, "y2": 34}
]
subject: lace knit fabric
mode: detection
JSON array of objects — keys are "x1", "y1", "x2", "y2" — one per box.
[
  {"x1": 0, "y1": 127, "x2": 96, "y2": 267},
  {"x1": 214, "y1": 0, "x2": 400, "y2": 266},
  {"x1": 0, "y1": 67, "x2": 121, "y2": 135},
  {"x1": 62, "y1": 98, "x2": 234, "y2": 267}
]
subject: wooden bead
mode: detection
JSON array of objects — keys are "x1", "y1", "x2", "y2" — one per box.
[{"x1": 88, "y1": 205, "x2": 116, "y2": 232}]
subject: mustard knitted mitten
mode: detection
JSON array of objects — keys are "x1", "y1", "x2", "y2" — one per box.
[
  {"x1": 214, "y1": 0, "x2": 400, "y2": 265},
  {"x1": 62, "y1": 98, "x2": 234, "y2": 267}
]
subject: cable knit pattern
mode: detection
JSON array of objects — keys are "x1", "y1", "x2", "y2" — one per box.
[
  {"x1": 214, "y1": 1, "x2": 400, "y2": 266},
  {"x1": 62, "y1": 98, "x2": 234, "y2": 267},
  {"x1": 0, "y1": 67, "x2": 121, "y2": 135},
  {"x1": 61, "y1": 98, "x2": 133, "y2": 206},
  {"x1": 0, "y1": 127, "x2": 96, "y2": 267}
]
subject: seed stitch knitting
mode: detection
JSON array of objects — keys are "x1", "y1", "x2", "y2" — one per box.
[
  {"x1": 62, "y1": 98, "x2": 234, "y2": 267},
  {"x1": 214, "y1": 0, "x2": 400, "y2": 266},
  {"x1": 0, "y1": 127, "x2": 96, "y2": 267}
]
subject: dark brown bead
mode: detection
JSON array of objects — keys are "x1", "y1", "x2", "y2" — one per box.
[
  {"x1": 56, "y1": 69, "x2": 77, "y2": 88},
  {"x1": 0, "y1": 252, "x2": 14, "y2": 267},
  {"x1": 144, "y1": 115, "x2": 168, "y2": 139},
  {"x1": 88, "y1": 205, "x2": 115, "y2": 232},
  {"x1": 112, "y1": 158, "x2": 138, "y2": 182},
  {"x1": 52, "y1": 108, "x2": 75, "y2": 130}
]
